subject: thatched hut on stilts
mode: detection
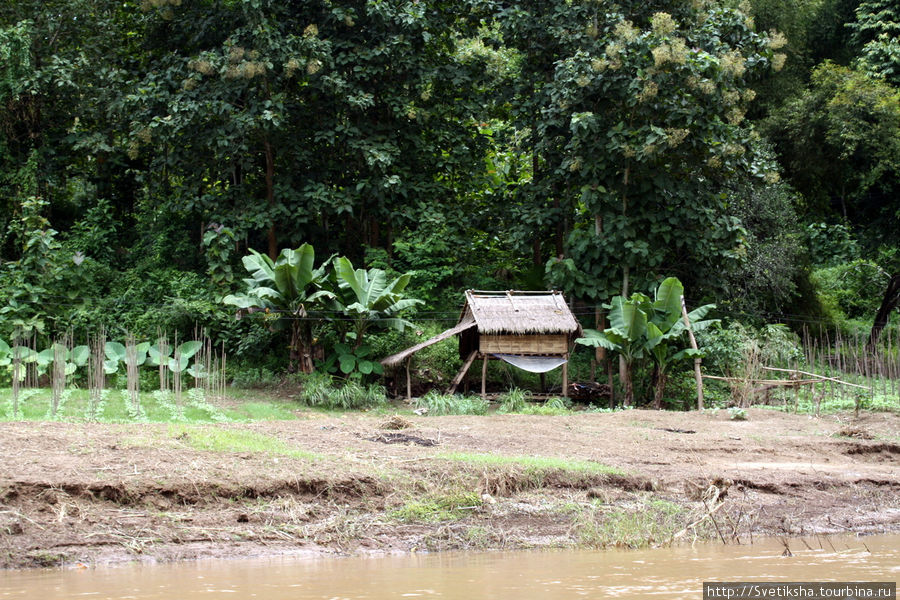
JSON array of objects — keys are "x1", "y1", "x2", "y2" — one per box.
[{"x1": 381, "y1": 290, "x2": 581, "y2": 399}]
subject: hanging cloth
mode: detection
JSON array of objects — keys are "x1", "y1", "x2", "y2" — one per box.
[{"x1": 492, "y1": 354, "x2": 567, "y2": 373}]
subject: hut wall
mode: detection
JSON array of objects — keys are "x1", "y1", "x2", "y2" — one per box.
[
  {"x1": 459, "y1": 327, "x2": 480, "y2": 360},
  {"x1": 479, "y1": 334, "x2": 568, "y2": 355}
]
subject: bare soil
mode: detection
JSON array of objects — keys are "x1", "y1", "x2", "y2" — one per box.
[{"x1": 1, "y1": 408, "x2": 898, "y2": 569}]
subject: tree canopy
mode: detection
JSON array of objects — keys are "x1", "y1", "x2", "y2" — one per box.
[{"x1": 0, "y1": 0, "x2": 897, "y2": 367}]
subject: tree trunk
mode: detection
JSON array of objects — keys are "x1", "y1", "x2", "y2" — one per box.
[
  {"x1": 593, "y1": 216, "x2": 607, "y2": 383},
  {"x1": 652, "y1": 366, "x2": 667, "y2": 410},
  {"x1": 289, "y1": 317, "x2": 315, "y2": 374},
  {"x1": 264, "y1": 139, "x2": 277, "y2": 260},
  {"x1": 621, "y1": 359, "x2": 633, "y2": 406},
  {"x1": 554, "y1": 195, "x2": 564, "y2": 258},
  {"x1": 868, "y1": 273, "x2": 900, "y2": 349}
]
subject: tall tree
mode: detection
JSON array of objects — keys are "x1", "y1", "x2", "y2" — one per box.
[
  {"x1": 124, "y1": 0, "x2": 492, "y2": 263},
  {"x1": 765, "y1": 62, "x2": 900, "y2": 230},
  {"x1": 534, "y1": 1, "x2": 783, "y2": 304}
]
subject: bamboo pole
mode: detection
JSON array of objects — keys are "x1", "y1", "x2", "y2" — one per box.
[
  {"x1": 702, "y1": 375, "x2": 821, "y2": 385},
  {"x1": 761, "y1": 366, "x2": 871, "y2": 390},
  {"x1": 447, "y1": 351, "x2": 477, "y2": 395},
  {"x1": 405, "y1": 357, "x2": 412, "y2": 402},
  {"x1": 680, "y1": 295, "x2": 704, "y2": 410}
]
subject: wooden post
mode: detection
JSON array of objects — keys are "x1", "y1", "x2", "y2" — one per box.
[
  {"x1": 406, "y1": 357, "x2": 412, "y2": 402},
  {"x1": 481, "y1": 355, "x2": 489, "y2": 399},
  {"x1": 539, "y1": 372, "x2": 546, "y2": 393},
  {"x1": 562, "y1": 354, "x2": 568, "y2": 397},
  {"x1": 680, "y1": 295, "x2": 704, "y2": 410},
  {"x1": 447, "y1": 351, "x2": 477, "y2": 395},
  {"x1": 607, "y1": 358, "x2": 615, "y2": 409}
]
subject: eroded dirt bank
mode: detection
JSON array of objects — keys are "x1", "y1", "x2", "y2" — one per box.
[{"x1": 1, "y1": 408, "x2": 897, "y2": 569}]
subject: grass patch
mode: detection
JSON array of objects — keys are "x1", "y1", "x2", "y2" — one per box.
[
  {"x1": 167, "y1": 425, "x2": 319, "y2": 460},
  {"x1": 221, "y1": 401, "x2": 300, "y2": 421},
  {"x1": 415, "y1": 391, "x2": 489, "y2": 415},
  {"x1": 572, "y1": 497, "x2": 691, "y2": 549},
  {"x1": 759, "y1": 391, "x2": 900, "y2": 415},
  {"x1": 437, "y1": 452, "x2": 624, "y2": 476},
  {"x1": 520, "y1": 397, "x2": 572, "y2": 415},
  {"x1": 391, "y1": 491, "x2": 483, "y2": 522},
  {"x1": 495, "y1": 390, "x2": 573, "y2": 415}
]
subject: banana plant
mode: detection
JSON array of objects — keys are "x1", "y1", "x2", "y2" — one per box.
[
  {"x1": 576, "y1": 293, "x2": 652, "y2": 406},
  {"x1": 329, "y1": 256, "x2": 422, "y2": 350},
  {"x1": 577, "y1": 277, "x2": 716, "y2": 407},
  {"x1": 642, "y1": 278, "x2": 717, "y2": 408},
  {"x1": 224, "y1": 244, "x2": 334, "y2": 373}
]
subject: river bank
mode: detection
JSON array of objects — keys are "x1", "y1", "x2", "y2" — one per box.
[{"x1": 1, "y1": 408, "x2": 897, "y2": 569}]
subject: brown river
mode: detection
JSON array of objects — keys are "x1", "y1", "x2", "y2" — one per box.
[{"x1": 1, "y1": 534, "x2": 897, "y2": 599}]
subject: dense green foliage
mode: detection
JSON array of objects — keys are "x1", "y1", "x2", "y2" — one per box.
[{"x1": 1, "y1": 0, "x2": 898, "y2": 407}]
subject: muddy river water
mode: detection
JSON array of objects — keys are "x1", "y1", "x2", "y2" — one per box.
[{"x1": 1, "y1": 534, "x2": 897, "y2": 599}]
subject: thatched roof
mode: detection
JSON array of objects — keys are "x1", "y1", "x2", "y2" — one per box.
[
  {"x1": 463, "y1": 290, "x2": 579, "y2": 335},
  {"x1": 380, "y1": 317, "x2": 476, "y2": 368}
]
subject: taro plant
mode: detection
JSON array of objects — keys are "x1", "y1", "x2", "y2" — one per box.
[
  {"x1": 9, "y1": 345, "x2": 36, "y2": 383},
  {"x1": 0, "y1": 339, "x2": 10, "y2": 371},
  {"x1": 103, "y1": 341, "x2": 127, "y2": 375},
  {"x1": 166, "y1": 340, "x2": 202, "y2": 375},
  {"x1": 319, "y1": 342, "x2": 384, "y2": 379},
  {"x1": 224, "y1": 244, "x2": 334, "y2": 373},
  {"x1": 147, "y1": 336, "x2": 172, "y2": 391}
]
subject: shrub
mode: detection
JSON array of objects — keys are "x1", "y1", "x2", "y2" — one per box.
[
  {"x1": 729, "y1": 407, "x2": 748, "y2": 421},
  {"x1": 497, "y1": 388, "x2": 530, "y2": 413},
  {"x1": 296, "y1": 372, "x2": 387, "y2": 410},
  {"x1": 521, "y1": 396, "x2": 572, "y2": 415},
  {"x1": 695, "y1": 323, "x2": 752, "y2": 377},
  {"x1": 811, "y1": 259, "x2": 891, "y2": 321},
  {"x1": 230, "y1": 367, "x2": 279, "y2": 389}
]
